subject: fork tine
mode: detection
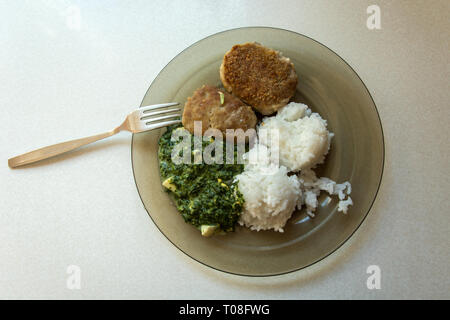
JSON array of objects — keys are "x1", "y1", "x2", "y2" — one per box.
[
  {"x1": 145, "y1": 119, "x2": 182, "y2": 131},
  {"x1": 143, "y1": 114, "x2": 181, "y2": 123},
  {"x1": 140, "y1": 102, "x2": 180, "y2": 113},
  {"x1": 140, "y1": 107, "x2": 181, "y2": 118}
]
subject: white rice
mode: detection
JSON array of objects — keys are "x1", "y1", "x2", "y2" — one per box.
[
  {"x1": 297, "y1": 169, "x2": 353, "y2": 217},
  {"x1": 235, "y1": 102, "x2": 353, "y2": 232},
  {"x1": 277, "y1": 102, "x2": 311, "y2": 121},
  {"x1": 258, "y1": 102, "x2": 334, "y2": 172},
  {"x1": 236, "y1": 144, "x2": 300, "y2": 232}
]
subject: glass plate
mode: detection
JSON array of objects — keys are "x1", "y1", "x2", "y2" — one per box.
[{"x1": 131, "y1": 27, "x2": 384, "y2": 276}]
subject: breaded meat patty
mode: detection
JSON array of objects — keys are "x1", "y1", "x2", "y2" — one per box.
[
  {"x1": 182, "y1": 85, "x2": 257, "y2": 136},
  {"x1": 220, "y1": 42, "x2": 298, "y2": 115}
]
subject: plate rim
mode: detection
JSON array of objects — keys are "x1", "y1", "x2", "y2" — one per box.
[{"x1": 131, "y1": 26, "x2": 385, "y2": 277}]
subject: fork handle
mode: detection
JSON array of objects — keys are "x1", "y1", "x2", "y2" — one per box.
[{"x1": 8, "y1": 127, "x2": 122, "y2": 168}]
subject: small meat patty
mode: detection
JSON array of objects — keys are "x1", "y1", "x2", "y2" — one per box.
[
  {"x1": 182, "y1": 85, "x2": 257, "y2": 136},
  {"x1": 220, "y1": 42, "x2": 298, "y2": 115}
]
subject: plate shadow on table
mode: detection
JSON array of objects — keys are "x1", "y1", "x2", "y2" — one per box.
[{"x1": 185, "y1": 193, "x2": 385, "y2": 291}]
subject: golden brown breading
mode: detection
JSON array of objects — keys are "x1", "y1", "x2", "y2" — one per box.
[
  {"x1": 182, "y1": 85, "x2": 257, "y2": 136},
  {"x1": 220, "y1": 42, "x2": 298, "y2": 115}
]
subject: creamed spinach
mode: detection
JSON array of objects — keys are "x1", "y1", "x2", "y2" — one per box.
[{"x1": 158, "y1": 125, "x2": 245, "y2": 236}]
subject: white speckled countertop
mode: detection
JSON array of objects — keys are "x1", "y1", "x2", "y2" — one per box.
[{"x1": 1, "y1": 0, "x2": 449, "y2": 299}]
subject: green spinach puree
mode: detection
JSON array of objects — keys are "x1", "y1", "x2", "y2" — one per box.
[{"x1": 158, "y1": 125, "x2": 245, "y2": 236}]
